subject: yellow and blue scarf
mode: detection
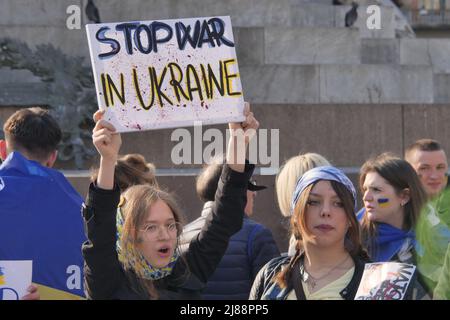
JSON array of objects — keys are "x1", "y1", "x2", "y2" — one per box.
[{"x1": 115, "y1": 207, "x2": 179, "y2": 280}]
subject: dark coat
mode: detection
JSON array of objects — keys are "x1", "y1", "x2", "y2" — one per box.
[
  {"x1": 180, "y1": 202, "x2": 280, "y2": 299},
  {"x1": 249, "y1": 254, "x2": 367, "y2": 300},
  {"x1": 250, "y1": 253, "x2": 425, "y2": 300},
  {"x1": 82, "y1": 163, "x2": 254, "y2": 299}
]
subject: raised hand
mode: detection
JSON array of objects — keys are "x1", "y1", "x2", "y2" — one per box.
[
  {"x1": 92, "y1": 110, "x2": 122, "y2": 162},
  {"x1": 92, "y1": 110, "x2": 121, "y2": 190},
  {"x1": 227, "y1": 102, "x2": 260, "y2": 172},
  {"x1": 228, "y1": 102, "x2": 259, "y2": 144}
]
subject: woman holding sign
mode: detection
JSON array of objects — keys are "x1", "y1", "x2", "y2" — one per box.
[{"x1": 82, "y1": 103, "x2": 258, "y2": 299}]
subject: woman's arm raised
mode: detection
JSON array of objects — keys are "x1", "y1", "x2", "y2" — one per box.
[
  {"x1": 227, "y1": 102, "x2": 259, "y2": 173},
  {"x1": 92, "y1": 110, "x2": 122, "y2": 190}
]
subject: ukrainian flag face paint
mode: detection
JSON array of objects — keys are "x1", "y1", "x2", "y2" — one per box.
[
  {"x1": 377, "y1": 198, "x2": 390, "y2": 208},
  {"x1": 363, "y1": 172, "x2": 405, "y2": 225}
]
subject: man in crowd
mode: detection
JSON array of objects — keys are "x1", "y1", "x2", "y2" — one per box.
[
  {"x1": 0, "y1": 107, "x2": 86, "y2": 299},
  {"x1": 405, "y1": 139, "x2": 450, "y2": 298},
  {"x1": 405, "y1": 139, "x2": 448, "y2": 199}
]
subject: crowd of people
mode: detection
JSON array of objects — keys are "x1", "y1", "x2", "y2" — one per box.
[{"x1": 0, "y1": 104, "x2": 449, "y2": 300}]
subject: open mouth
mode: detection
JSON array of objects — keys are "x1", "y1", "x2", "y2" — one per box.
[{"x1": 159, "y1": 248, "x2": 169, "y2": 254}]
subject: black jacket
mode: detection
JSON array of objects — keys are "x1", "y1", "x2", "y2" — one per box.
[
  {"x1": 250, "y1": 253, "x2": 424, "y2": 300},
  {"x1": 82, "y1": 163, "x2": 254, "y2": 299},
  {"x1": 250, "y1": 254, "x2": 367, "y2": 300}
]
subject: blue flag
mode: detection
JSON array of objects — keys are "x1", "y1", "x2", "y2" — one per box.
[{"x1": 0, "y1": 152, "x2": 86, "y2": 299}]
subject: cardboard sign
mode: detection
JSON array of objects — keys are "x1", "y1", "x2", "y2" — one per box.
[
  {"x1": 86, "y1": 16, "x2": 245, "y2": 132},
  {"x1": 0, "y1": 260, "x2": 32, "y2": 300},
  {"x1": 355, "y1": 262, "x2": 416, "y2": 300}
]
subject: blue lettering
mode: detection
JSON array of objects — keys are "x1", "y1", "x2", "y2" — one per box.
[
  {"x1": 208, "y1": 18, "x2": 234, "y2": 47},
  {"x1": 134, "y1": 24, "x2": 152, "y2": 54},
  {"x1": 96, "y1": 26, "x2": 121, "y2": 60},
  {"x1": 198, "y1": 20, "x2": 215, "y2": 48},
  {"x1": 150, "y1": 21, "x2": 173, "y2": 53},
  {"x1": 175, "y1": 18, "x2": 234, "y2": 50},
  {"x1": 116, "y1": 22, "x2": 139, "y2": 55},
  {"x1": 175, "y1": 21, "x2": 201, "y2": 50},
  {"x1": 0, "y1": 287, "x2": 19, "y2": 300}
]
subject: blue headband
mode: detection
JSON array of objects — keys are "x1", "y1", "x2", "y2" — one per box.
[{"x1": 291, "y1": 166, "x2": 357, "y2": 214}]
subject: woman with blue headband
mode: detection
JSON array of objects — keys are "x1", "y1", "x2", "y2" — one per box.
[{"x1": 250, "y1": 166, "x2": 370, "y2": 300}]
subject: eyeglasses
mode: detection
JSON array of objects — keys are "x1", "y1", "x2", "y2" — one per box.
[{"x1": 139, "y1": 222, "x2": 180, "y2": 241}]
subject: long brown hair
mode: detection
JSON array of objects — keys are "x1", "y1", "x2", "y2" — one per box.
[
  {"x1": 359, "y1": 153, "x2": 427, "y2": 243},
  {"x1": 120, "y1": 185, "x2": 185, "y2": 299},
  {"x1": 274, "y1": 180, "x2": 366, "y2": 288},
  {"x1": 91, "y1": 153, "x2": 158, "y2": 191}
]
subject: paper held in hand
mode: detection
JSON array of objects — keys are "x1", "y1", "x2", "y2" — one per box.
[
  {"x1": 0, "y1": 260, "x2": 32, "y2": 300},
  {"x1": 86, "y1": 16, "x2": 245, "y2": 133},
  {"x1": 355, "y1": 262, "x2": 416, "y2": 300}
]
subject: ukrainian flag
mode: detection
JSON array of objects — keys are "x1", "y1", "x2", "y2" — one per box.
[{"x1": 0, "y1": 152, "x2": 86, "y2": 299}]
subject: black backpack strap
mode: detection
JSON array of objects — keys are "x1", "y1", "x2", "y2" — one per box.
[{"x1": 289, "y1": 255, "x2": 307, "y2": 300}]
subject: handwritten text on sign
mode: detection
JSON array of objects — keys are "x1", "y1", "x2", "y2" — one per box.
[{"x1": 86, "y1": 16, "x2": 245, "y2": 132}]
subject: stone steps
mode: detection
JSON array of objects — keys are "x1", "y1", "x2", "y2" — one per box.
[
  {"x1": 0, "y1": 0, "x2": 448, "y2": 106},
  {"x1": 240, "y1": 64, "x2": 434, "y2": 104},
  {"x1": 0, "y1": 0, "x2": 395, "y2": 31},
  {"x1": 263, "y1": 27, "x2": 361, "y2": 65},
  {"x1": 400, "y1": 38, "x2": 450, "y2": 73}
]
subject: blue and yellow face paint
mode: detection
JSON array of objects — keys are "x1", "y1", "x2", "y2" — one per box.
[
  {"x1": 377, "y1": 198, "x2": 390, "y2": 208},
  {"x1": 0, "y1": 267, "x2": 5, "y2": 285}
]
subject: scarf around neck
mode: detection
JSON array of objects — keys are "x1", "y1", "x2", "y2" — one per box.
[
  {"x1": 371, "y1": 222, "x2": 415, "y2": 262},
  {"x1": 115, "y1": 207, "x2": 179, "y2": 280}
]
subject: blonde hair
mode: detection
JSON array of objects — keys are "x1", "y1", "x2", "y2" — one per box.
[
  {"x1": 120, "y1": 185, "x2": 185, "y2": 298},
  {"x1": 276, "y1": 153, "x2": 331, "y2": 217}
]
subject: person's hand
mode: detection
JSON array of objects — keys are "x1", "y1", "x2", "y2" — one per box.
[
  {"x1": 228, "y1": 102, "x2": 259, "y2": 145},
  {"x1": 92, "y1": 110, "x2": 122, "y2": 189},
  {"x1": 21, "y1": 284, "x2": 40, "y2": 300},
  {"x1": 227, "y1": 102, "x2": 259, "y2": 172},
  {"x1": 92, "y1": 110, "x2": 122, "y2": 163}
]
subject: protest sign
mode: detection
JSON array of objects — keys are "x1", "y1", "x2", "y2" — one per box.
[
  {"x1": 0, "y1": 260, "x2": 32, "y2": 300},
  {"x1": 86, "y1": 16, "x2": 245, "y2": 132},
  {"x1": 355, "y1": 262, "x2": 416, "y2": 300}
]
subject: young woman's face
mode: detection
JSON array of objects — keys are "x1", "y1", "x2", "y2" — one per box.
[
  {"x1": 136, "y1": 199, "x2": 178, "y2": 268},
  {"x1": 362, "y1": 171, "x2": 407, "y2": 227},
  {"x1": 304, "y1": 180, "x2": 350, "y2": 248}
]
